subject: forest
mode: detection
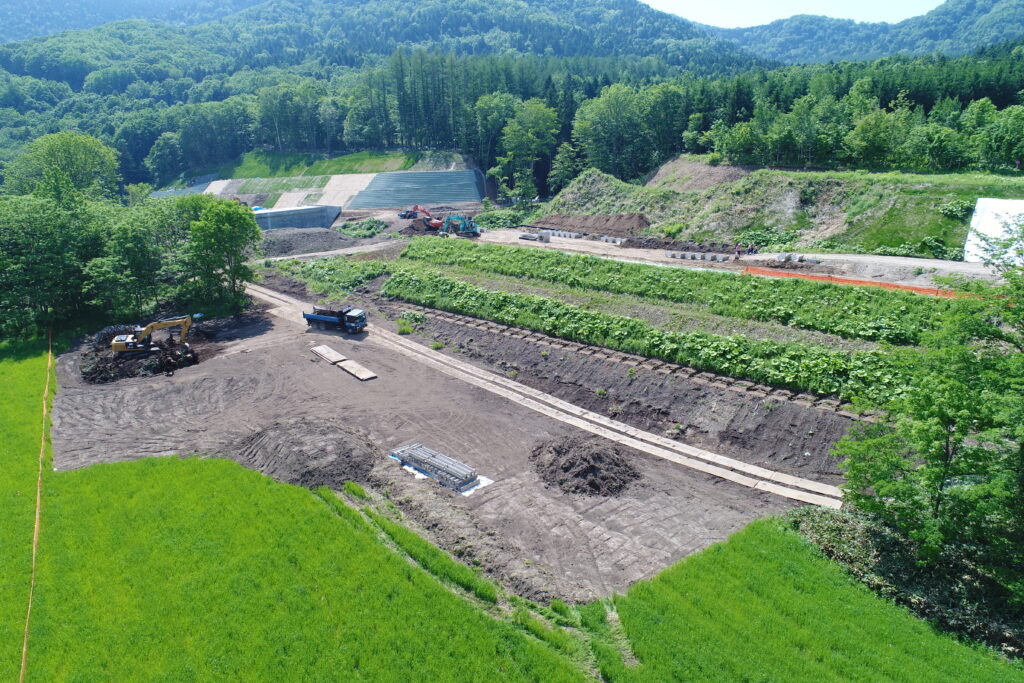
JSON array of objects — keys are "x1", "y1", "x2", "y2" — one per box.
[
  {"x1": 1, "y1": 7, "x2": 1023, "y2": 197},
  {"x1": 710, "y1": 0, "x2": 1024, "y2": 63}
]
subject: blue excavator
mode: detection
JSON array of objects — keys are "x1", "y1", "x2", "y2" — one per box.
[{"x1": 439, "y1": 215, "x2": 480, "y2": 238}]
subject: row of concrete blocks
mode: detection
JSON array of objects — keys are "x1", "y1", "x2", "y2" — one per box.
[
  {"x1": 548, "y1": 230, "x2": 584, "y2": 239},
  {"x1": 599, "y1": 235, "x2": 627, "y2": 244},
  {"x1": 666, "y1": 251, "x2": 732, "y2": 262}
]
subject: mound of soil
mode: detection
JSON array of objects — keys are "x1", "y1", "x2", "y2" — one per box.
[
  {"x1": 227, "y1": 417, "x2": 380, "y2": 488},
  {"x1": 620, "y1": 236, "x2": 741, "y2": 252},
  {"x1": 79, "y1": 324, "x2": 207, "y2": 384},
  {"x1": 534, "y1": 213, "x2": 649, "y2": 238},
  {"x1": 530, "y1": 435, "x2": 641, "y2": 497},
  {"x1": 261, "y1": 227, "x2": 353, "y2": 257}
]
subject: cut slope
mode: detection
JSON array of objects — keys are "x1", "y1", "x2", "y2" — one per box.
[{"x1": 545, "y1": 162, "x2": 1024, "y2": 254}]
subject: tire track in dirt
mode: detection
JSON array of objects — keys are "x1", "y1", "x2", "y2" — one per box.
[{"x1": 247, "y1": 284, "x2": 842, "y2": 507}]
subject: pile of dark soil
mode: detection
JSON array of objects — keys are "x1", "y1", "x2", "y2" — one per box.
[
  {"x1": 534, "y1": 213, "x2": 649, "y2": 238},
  {"x1": 530, "y1": 435, "x2": 641, "y2": 496},
  {"x1": 227, "y1": 417, "x2": 380, "y2": 487},
  {"x1": 261, "y1": 227, "x2": 353, "y2": 257},
  {"x1": 622, "y1": 236, "x2": 743, "y2": 253}
]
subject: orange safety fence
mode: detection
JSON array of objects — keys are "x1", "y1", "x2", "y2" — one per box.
[{"x1": 741, "y1": 266, "x2": 960, "y2": 298}]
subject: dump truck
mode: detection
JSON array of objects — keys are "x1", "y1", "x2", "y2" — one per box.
[{"x1": 303, "y1": 305, "x2": 367, "y2": 333}]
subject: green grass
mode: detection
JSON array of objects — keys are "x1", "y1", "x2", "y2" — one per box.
[
  {"x1": 238, "y1": 175, "x2": 330, "y2": 194},
  {"x1": 601, "y1": 519, "x2": 1020, "y2": 682},
  {"x1": 0, "y1": 340, "x2": 51, "y2": 682},
  {"x1": 366, "y1": 509, "x2": 498, "y2": 603},
  {"x1": 216, "y1": 150, "x2": 419, "y2": 180},
  {"x1": 306, "y1": 151, "x2": 418, "y2": 175}
]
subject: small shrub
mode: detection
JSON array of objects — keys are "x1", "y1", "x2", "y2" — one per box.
[
  {"x1": 596, "y1": 388, "x2": 607, "y2": 397},
  {"x1": 396, "y1": 320, "x2": 414, "y2": 335},
  {"x1": 431, "y1": 341, "x2": 445, "y2": 350}
]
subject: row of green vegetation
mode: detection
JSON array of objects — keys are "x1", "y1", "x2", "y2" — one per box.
[
  {"x1": 216, "y1": 150, "x2": 418, "y2": 181},
  {"x1": 273, "y1": 256, "x2": 389, "y2": 298},
  {"x1": 5, "y1": 346, "x2": 1018, "y2": 679},
  {"x1": 365, "y1": 509, "x2": 499, "y2": 604},
  {"x1": 380, "y1": 268, "x2": 913, "y2": 403},
  {"x1": 400, "y1": 238, "x2": 959, "y2": 344}
]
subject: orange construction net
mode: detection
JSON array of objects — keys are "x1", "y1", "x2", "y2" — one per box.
[{"x1": 741, "y1": 266, "x2": 960, "y2": 298}]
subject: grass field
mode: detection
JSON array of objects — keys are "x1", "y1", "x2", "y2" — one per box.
[
  {"x1": 237, "y1": 175, "x2": 330, "y2": 194},
  {"x1": 594, "y1": 520, "x2": 1020, "y2": 682},
  {"x1": 0, "y1": 341, "x2": 50, "y2": 682},
  {"x1": 216, "y1": 151, "x2": 418, "y2": 180},
  {"x1": 3, "y1": 342, "x2": 1021, "y2": 680}
]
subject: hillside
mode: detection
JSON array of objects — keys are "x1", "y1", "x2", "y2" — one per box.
[
  {"x1": 0, "y1": 0, "x2": 765, "y2": 83},
  {"x1": 543, "y1": 157, "x2": 1024, "y2": 255},
  {"x1": 708, "y1": 0, "x2": 1024, "y2": 63},
  {"x1": 0, "y1": 0, "x2": 262, "y2": 45}
]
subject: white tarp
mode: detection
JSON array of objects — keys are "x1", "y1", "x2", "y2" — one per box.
[{"x1": 965, "y1": 198, "x2": 1024, "y2": 263}]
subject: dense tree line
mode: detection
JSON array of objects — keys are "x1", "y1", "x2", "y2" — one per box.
[
  {"x1": 2, "y1": 3, "x2": 1024, "y2": 195},
  {"x1": 0, "y1": 133, "x2": 260, "y2": 337}
]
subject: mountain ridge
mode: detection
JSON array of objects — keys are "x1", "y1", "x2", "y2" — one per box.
[{"x1": 705, "y1": 0, "x2": 1024, "y2": 63}]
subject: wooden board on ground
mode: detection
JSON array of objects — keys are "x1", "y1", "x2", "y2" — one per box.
[
  {"x1": 311, "y1": 345, "x2": 347, "y2": 364},
  {"x1": 338, "y1": 359, "x2": 377, "y2": 381}
]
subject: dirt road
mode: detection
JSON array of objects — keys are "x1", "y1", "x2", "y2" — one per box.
[{"x1": 480, "y1": 229, "x2": 998, "y2": 286}]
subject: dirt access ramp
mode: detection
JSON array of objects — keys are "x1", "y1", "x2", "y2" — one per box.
[{"x1": 52, "y1": 291, "x2": 792, "y2": 602}]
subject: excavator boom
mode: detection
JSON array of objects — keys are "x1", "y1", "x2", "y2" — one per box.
[{"x1": 111, "y1": 314, "x2": 202, "y2": 353}]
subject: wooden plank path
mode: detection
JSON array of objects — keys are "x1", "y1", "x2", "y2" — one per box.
[{"x1": 310, "y1": 344, "x2": 377, "y2": 381}]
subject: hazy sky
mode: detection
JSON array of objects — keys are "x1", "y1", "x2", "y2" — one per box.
[{"x1": 643, "y1": 0, "x2": 946, "y2": 28}]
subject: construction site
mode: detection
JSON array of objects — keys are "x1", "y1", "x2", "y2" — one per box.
[{"x1": 46, "y1": 162, "x2": 1013, "y2": 606}]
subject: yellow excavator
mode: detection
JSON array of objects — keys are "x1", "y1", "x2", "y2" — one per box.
[{"x1": 111, "y1": 314, "x2": 202, "y2": 353}]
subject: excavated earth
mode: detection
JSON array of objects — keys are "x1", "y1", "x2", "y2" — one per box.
[
  {"x1": 371, "y1": 297, "x2": 852, "y2": 485},
  {"x1": 225, "y1": 417, "x2": 380, "y2": 488},
  {"x1": 531, "y1": 435, "x2": 641, "y2": 497},
  {"x1": 261, "y1": 228, "x2": 355, "y2": 257},
  {"x1": 534, "y1": 213, "x2": 649, "y2": 237}
]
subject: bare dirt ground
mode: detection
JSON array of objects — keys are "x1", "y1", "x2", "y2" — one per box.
[
  {"x1": 261, "y1": 228, "x2": 356, "y2": 257},
  {"x1": 646, "y1": 157, "x2": 751, "y2": 193},
  {"x1": 480, "y1": 229, "x2": 999, "y2": 286},
  {"x1": 533, "y1": 213, "x2": 650, "y2": 237},
  {"x1": 52, "y1": 288, "x2": 798, "y2": 602}
]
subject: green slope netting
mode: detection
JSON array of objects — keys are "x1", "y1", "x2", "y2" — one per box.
[{"x1": 348, "y1": 170, "x2": 484, "y2": 208}]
